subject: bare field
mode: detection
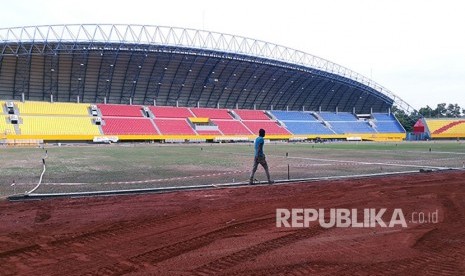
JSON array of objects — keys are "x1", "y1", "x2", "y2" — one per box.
[
  {"x1": 1, "y1": 141, "x2": 465, "y2": 197},
  {"x1": 1, "y1": 170, "x2": 464, "y2": 275}
]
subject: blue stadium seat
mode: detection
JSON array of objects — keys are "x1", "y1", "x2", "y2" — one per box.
[
  {"x1": 271, "y1": 111, "x2": 317, "y2": 121},
  {"x1": 372, "y1": 113, "x2": 395, "y2": 121},
  {"x1": 372, "y1": 113, "x2": 404, "y2": 133},
  {"x1": 375, "y1": 122, "x2": 405, "y2": 133},
  {"x1": 319, "y1": 112, "x2": 358, "y2": 121},
  {"x1": 284, "y1": 121, "x2": 334, "y2": 135},
  {"x1": 330, "y1": 122, "x2": 375, "y2": 134}
]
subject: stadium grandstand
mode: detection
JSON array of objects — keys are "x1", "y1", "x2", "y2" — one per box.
[
  {"x1": 0, "y1": 24, "x2": 412, "y2": 143},
  {"x1": 413, "y1": 118, "x2": 465, "y2": 140}
]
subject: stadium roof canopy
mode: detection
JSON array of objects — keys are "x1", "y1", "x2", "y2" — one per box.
[{"x1": 0, "y1": 24, "x2": 414, "y2": 113}]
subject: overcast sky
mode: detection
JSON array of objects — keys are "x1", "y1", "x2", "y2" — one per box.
[{"x1": 1, "y1": 0, "x2": 464, "y2": 110}]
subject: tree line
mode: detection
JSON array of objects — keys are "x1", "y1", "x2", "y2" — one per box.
[{"x1": 393, "y1": 103, "x2": 464, "y2": 132}]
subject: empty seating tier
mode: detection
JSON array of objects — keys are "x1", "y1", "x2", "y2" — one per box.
[
  {"x1": 212, "y1": 120, "x2": 252, "y2": 135},
  {"x1": 437, "y1": 121, "x2": 465, "y2": 135},
  {"x1": 233, "y1": 109, "x2": 270, "y2": 120},
  {"x1": 20, "y1": 116, "x2": 100, "y2": 135},
  {"x1": 0, "y1": 101, "x2": 8, "y2": 114},
  {"x1": 319, "y1": 112, "x2": 358, "y2": 121},
  {"x1": 150, "y1": 106, "x2": 194, "y2": 118},
  {"x1": 425, "y1": 119, "x2": 465, "y2": 135},
  {"x1": 371, "y1": 113, "x2": 404, "y2": 133},
  {"x1": 190, "y1": 108, "x2": 232, "y2": 119},
  {"x1": 97, "y1": 104, "x2": 144, "y2": 117},
  {"x1": 284, "y1": 121, "x2": 334, "y2": 135},
  {"x1": 271, "y1": 111, "x2": 318, "y2": 121},
  {"x1": 330, "y1": 122, "x2": 375, "y2": 134},
  {"x1": 372, "y1": 113, "x2": 395, "y2": 121},
  {"x1": 1, "y1": 116, "x2": 16, "y2": 134},
  {"x1": 242, "y1": 121, "x2": 290, "y2": 135},
  {"x1": 154, "y1": 119, "x2": 196, "y2": 135},
  {"x1": 425, "y1": 120, "x2": 452, "y2": 133},
  {"x1": 375, "y1": 122, "x2": 405, "y2": 133},
  {"x1": 17, "y1": 101, "x2": 90, "y2": 116},
  {"x1": 101, "y1": 118, "x2": 157, "y2": 135},
  {"x1": 1, "y1": 101, "x2": 406, "y2": 139}
]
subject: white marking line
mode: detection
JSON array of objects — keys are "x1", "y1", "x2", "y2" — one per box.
[
  {"x1": 289, "y1": 147, "x2": 465, "y2": 156},
  {"x1": 286, "y1": 156, "x2": 451, "y2": 170},
  {"x1": 289, "y1": 163, "x2": 333, "y2": 167},
  {"x1": 400, "y1": 150, "x2": 465, "y2": 155},
  {"x1": 380, "y1": 157, "x2": 463, "y2": 163},
  {"x1": 37, "y1": 170, "x2": 247, "y2": 186}
]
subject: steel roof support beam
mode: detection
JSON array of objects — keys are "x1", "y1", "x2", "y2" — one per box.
[
  {"x1": 12, "y1": 55, "x2": 32, "y2": 101},
  {"x1": 0, "y1": 24, "x2": 415, "y2": 113}
]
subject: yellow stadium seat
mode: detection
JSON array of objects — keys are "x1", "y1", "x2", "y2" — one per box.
[
  {"x1": 16, "y1": 101, "x2": 90, "y2": 116},
  {"x1": 425, "y1": 120, "x2": 451, "y2": 133},
  {"x1": 20, "y1": 116, "x2": 100, "y2": 135},
  {"x1": 425, "y1": 119, "x2": 465, "y2": 138},
  {"x1": 444, "y1": 122, "x2": 465, "y2": 135},
  {"x1": 0, "y1": 115, "x2": 17, "y2": 134}
]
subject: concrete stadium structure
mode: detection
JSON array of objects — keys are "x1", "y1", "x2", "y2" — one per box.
[
  {"x1": 413, "y1": 118, "x2": 465, "y2": 140},
  {"x1": 0, "y1": 24, "x2": 411, "y2": 143}
]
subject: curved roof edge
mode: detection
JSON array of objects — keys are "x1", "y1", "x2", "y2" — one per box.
[{"x1": 0, "y1": 24, "x2": 415, "y2": 113}]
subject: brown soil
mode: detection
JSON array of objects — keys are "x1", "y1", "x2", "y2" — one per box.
[{"x1": 0, "y1": 170, "x2": 464, "y2": 275}]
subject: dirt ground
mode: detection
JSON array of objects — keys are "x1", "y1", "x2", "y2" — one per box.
[{"x1": 0, "y1": 170, "x2": 464, "y2": 275}]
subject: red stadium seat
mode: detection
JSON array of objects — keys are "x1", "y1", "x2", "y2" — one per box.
[
  {"x1": 242, "y1": 121, "x2": 290, "y2": 135},
  {"x1": 154, "y1": 119, "x2": 197, "y2": 135},
  {"x1": 97, "y1": 104, "x2": 144, "y2": 117},
  {"x1": 101, "y1": 118, "x2": 158, "y2": 135},
  {"x1": 212, "y1": 120, "x2": 253, "y2": 135},
  {"x1": 190, "y1": 108, "x2": 232, "y2": 119},
  {"x1": 233, "y1": 109, "x2": 270, "y2": 120},
  {"x1": 150, "y1": 106, "x2": 194, "y2": 118}
]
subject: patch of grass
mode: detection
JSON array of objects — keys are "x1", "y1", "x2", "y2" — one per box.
[{"x1": 1, "y1": 141, "x2": 464, "y2": 196}]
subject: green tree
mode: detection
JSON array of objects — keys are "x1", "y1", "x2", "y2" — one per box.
[
  {"x1": 392, "y1": 106, "x2": 419, "y2": 132},
  {"x1": 418, "y1": 105, "x2": 434, "y2": 118},
  {"x1": 390, "y1": 103, "x2": 462, "y2": 133},
  {"x1": 418, "y1": 103, "x2": 462, "y2": 118},
  {"x1": 446, "y1": 103, "x2": 461, "y2": 117},
  {"x1": 435, "y1": 103, "x2": 447, "y2": 118}
]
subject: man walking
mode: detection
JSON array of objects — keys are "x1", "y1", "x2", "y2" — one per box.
[{"x1": 250, "y1": 128, "x2": 274, "y2": 184}]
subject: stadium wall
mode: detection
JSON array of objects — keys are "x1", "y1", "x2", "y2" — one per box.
[{"x1": 3, "y1": 133, "x2": 405, "y2": 143}]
